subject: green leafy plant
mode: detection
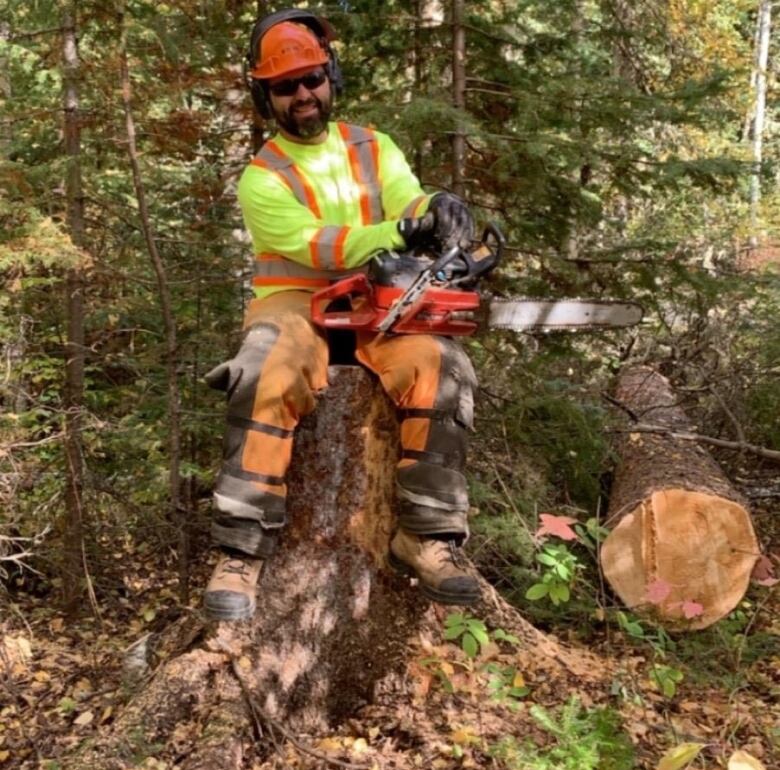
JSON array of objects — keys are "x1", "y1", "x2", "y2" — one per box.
[
  {"x1": 443, "y1": 612, "x2": 490, "y2": 658},
  {"x1": 525, "y1": 543, "x2": 579, "y2": 606},
  {"x1": 483, "y1": 662, "x2": 530, "y2": 708},
  {"x1": 650, "y1": 664, "x2": 685, "y2": 698}
]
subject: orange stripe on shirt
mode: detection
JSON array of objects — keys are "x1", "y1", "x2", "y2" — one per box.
[
  {"x1": 289, "y1": 165, "x2": 321, "y2": 218},
  {"x1": 252, "y1": 276, "x2": 329, "y2": 288},
  {"x1": 252, "y1": 143, "x2": 321, "y2": 217},
  {"x1": 369, "y1": 135, "x2": 380, "y2": 183},
  {"x1": 309, "y1": 230, "x2": 323, "y2": 270},
  {"x1": 333, "y1": 227, "x2": 349, "y2": 270}
]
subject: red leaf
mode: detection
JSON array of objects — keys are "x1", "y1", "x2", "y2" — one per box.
[
  {"x1": 681, "y1": 600, "x2": 704, "y2": 619},
  {"x1": 751, "y1": 554, "x2": 777, "y2": 584},
  {"x1": 645, "y1": 578, "x2": 672, "y2": 604},
  {"x1": 535, "y1": 513, "x2": 579, "y2": 541}
]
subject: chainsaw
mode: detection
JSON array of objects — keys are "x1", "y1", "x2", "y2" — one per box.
[{"x1": 310, "y1": 223, "x2": 643, "y2": 335}]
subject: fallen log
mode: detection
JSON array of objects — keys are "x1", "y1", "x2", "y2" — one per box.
[
  {"x1": 69, "y1": 366, "x2": 599, "y2": 770},
  {"x1": 601, "y1": 366, "x2": 759, "y2": 630}
]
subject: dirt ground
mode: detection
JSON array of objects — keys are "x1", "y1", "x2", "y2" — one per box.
[{"x1": 0, "y1": 469, "x2": 777, "y2": 770}]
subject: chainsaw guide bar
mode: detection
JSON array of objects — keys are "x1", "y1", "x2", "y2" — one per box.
[{"x1": 487, "y1": 298, "x2": 644, "y2": 332}]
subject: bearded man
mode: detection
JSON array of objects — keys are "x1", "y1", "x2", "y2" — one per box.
[{"x1": 204, "y1": 8, "x2": 480, "y2": 621}]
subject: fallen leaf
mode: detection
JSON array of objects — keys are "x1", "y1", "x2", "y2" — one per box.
[
  {"x1": 513, "y1": 672, "x2": 526, "y2": 688},
  {"x1": 681, "y1": 600, "x2": 704, "y2": 619},
  {"x1": 351, "y1": 738, "x2": 369, "y2": 754},
  {"x1": 0, "y1": 751, "x2": 9, "y2": 762},
  {"x1": 535, "y1": 513, "x2": 579, "y2": 541},
  {"x1": 728, "y1": 750, "x2": 766, "y2": 770},
  {"x1": 646, "y1": 578, "x2": 672, "y2": 604},
  {"x1": 100, "y1": 705, "x2": 113, "y2": 723},
  {"x1": 316, "y1": 737, "x2": 343, "y2": 754},
  {"x1": 656, "y1": 742, "x2": 705, "y2": 770},
  {"x1": 72, "y1": 678, "x2": 93, "y2": 699},
  {"x1": 451, "y1": 727, "x2": 479, "y2": 746},
  {"x1": 74, "y1": 710, "x2": 94, "y2": 726},
  {"x1": 751, "y1": 555, "x2": 778, "y2": 586},
  {"x1": 33, "y1": 670, "x2": 50, "y2": 683}
]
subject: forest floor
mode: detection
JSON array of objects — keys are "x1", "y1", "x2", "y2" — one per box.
[{"x1": 0, "y1": 466, "x2": 777, "y2": 770}]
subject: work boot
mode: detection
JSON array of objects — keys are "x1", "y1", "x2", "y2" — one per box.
[
  {"x1": 203, "y1": 551, "x2": 263, "y2": 621},
  {"x1": 389, "y1": 529, "x2": 481, "y2": 605}
]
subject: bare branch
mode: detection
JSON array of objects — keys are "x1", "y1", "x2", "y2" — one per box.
[{"x1": 612, "y1": 423, "x2": 780, "y2": 464}]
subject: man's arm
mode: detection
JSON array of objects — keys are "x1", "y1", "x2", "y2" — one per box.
[
  {"x1": 238, "y1": 167, "x2": 406, "y2": 271},
  {"x1": 376, "y1": 132, "x2": 432, "y2": 221}
]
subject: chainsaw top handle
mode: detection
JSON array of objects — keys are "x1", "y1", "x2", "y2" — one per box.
[{"x1": 430, "y1": 222, "x2": 505, "y2": 286}]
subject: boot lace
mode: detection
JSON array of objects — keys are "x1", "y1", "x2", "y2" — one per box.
[
  {"x1": 219, "y1": 559, "x2": 253, "y2": 582},
  {"x1": 430, "y1": 539, "x2": 468, "y2": 569}
]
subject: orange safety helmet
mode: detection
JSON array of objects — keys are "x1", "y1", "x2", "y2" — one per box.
[{"x1": 251, "y1": 21, "x2": 329, "y2": 80}]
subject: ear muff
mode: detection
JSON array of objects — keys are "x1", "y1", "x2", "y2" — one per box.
[{"x1": 245, "y1": 9, "x2": 343, "y2": 119}]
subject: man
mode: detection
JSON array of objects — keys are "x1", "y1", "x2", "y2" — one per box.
[{"x1": 204, "y1": 8, "x2": 480, "y2": 621}]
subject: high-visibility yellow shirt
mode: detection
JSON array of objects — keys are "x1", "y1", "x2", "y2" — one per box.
[{"x1": 238, "y1": 122, "x2": 430, "y2": 299}]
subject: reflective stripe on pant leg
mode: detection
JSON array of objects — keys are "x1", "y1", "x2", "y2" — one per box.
[
  {"x1": 356, "y1": 333, "x2": 476, "y2": 536},
  {"x1": 208, "y1": 292, "x2": 328, "y2": 555}
]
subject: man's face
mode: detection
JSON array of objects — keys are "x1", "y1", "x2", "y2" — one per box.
[{"x1": 267, "y1": 66, "x2": 333, "y2": 141}]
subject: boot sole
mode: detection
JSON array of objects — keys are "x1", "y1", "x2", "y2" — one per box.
[
  {"x1": 388, "y1": 551, "x2": 481, "y2": 606},
  {"x1": 203, "y1": 598, "x2": 256, "y2": 622}
]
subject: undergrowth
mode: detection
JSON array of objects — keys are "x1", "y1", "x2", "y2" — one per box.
[{"x1": 489, "y1": 697, "x2": 635, "y2": 770}]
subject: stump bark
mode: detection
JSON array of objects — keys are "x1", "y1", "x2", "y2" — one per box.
[
  {"x1": 70, "y1": 366, "x2": 601, "y2": 770},
  {"x1": 601, "y1": 366, "x2": 759, "y2": 630}
]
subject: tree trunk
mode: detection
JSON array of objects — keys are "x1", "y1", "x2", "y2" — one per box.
[
  {"x1": 749, "y1": 0, "x2": 771, "y2": 246},
  {"x1": 601, "y1": 366, "x2": 759, "y2": 630},
  {"x1": 118, "y1": 5, "x2": 187, "y2": 603},
  {"x1": 61, "y1": 5, "x2": 88, "y2": 616},
  {"x1": 68, "y1": 368, "x2": 600, "y2": 769},
  {"x1": 450, "y1": 0, "x2": 466, "y2": 197}
]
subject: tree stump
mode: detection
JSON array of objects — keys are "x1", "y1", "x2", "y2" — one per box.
[
  {"x1": 69, "y1": 367, "x2": 603, "y2": 770},
  {"x1": 601, "y1": 366, "x2": 759, "y2": 630}
]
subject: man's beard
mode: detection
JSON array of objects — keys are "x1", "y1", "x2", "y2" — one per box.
[{"x1": 273, "y1": 91, "x2": 333, "y2": 139}]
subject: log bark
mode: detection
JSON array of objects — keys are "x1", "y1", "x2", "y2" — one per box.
[
  {"x1": 69, "y1": 367, "x2": 601, "y2": 770},
  {"x1": 601, "y1": 366, "x2": 759, "y2": 630}
]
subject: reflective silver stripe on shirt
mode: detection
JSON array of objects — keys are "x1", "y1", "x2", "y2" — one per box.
[
  {"x1": 254, "y1": 255, "x2": 366, "y2": 283},
  {"x1": 311, "y1": 226, "x2": 349, "y2": 270},
  {"x1": 340, "y1": 123, "x2": 384, "y2": 225}
]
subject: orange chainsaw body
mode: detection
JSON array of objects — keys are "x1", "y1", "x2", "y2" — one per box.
[{"x1": 310, "y1": 272, "x2": 480, "y2": 335}]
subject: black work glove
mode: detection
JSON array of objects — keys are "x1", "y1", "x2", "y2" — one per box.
[
  {"x1": 427, "y1": 192, "x2": 474, "y2": 251},
  {"x1": 397, "y1": 211, "x2": 436, "y2": 250}
]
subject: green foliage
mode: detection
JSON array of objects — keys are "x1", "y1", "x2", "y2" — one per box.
[
  {"x1": 483, "y1": 661, "x2": 530, "y2": 706},
  {"x1": 489, "y1": 698, "x2": 635, "y2": 770},
  {"x1": 443, "y1": 612, "x2": 490, "y2": 659},
  {"x1": 525, "y1": 543, "x2": 578, "y2": 606},
  {"x1": 649, "y1": 664, "x2": 685, "y2": 698}
]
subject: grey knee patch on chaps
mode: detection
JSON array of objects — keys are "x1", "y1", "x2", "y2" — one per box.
[{"x1": 396, "y1": 340, "x2": 476, "y2": 538}]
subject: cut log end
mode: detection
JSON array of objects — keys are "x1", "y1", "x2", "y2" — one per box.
[{"x1": 601, "y1": 488, "x2": 759, "y2": 630}]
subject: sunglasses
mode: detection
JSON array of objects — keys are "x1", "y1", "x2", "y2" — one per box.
[{"x1": 268, "y1": 68, "x2": 328, "y2": 97}]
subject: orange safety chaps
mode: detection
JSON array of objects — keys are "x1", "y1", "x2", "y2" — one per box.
[{"x1": 205, "y1": 291, "x2": 476, "y2": 558}]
